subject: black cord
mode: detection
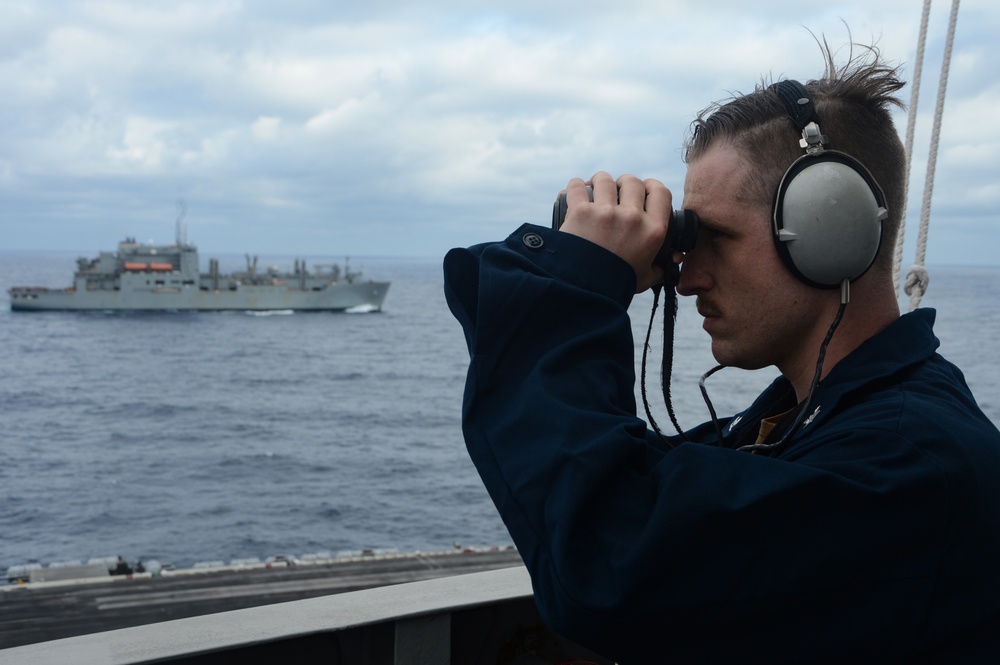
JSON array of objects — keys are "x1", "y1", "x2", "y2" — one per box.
[
  {"x1": 641, "y1": 275, "x2": 698, "y2": 448},
  {"x1": 738, "y1": 300, "x2": 848, "y2": 455},
  {"x1": 659, "y1": 284, "x2": 690, "y2": 442},
  {"x1": 640, "y1": 285, "x2": 674, "y2": 447},
  {"x1": 698, "y1": 364, "x2": 728, "y2": 445}
]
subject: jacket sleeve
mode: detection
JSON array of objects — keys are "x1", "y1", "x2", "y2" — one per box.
[{"x1": 443, "y1": 225, "x2": 944, "y2": 663}]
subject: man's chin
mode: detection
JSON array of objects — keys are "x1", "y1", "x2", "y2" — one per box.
[{"x1": 710, "y1": 342, "x2": 768, "y2": 372}]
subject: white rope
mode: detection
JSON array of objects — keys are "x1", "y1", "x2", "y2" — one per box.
[
  {"x1": 904, "y1": 265, "x2": 931, "y2": 311},
  {"x1": 893, "y1": 0, "x2": 933, "y2": 292},
  {"x1": 905, "y1": 0, "x2": 961, "y2": 311}
]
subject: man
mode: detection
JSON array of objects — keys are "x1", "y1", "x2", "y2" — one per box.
[{"x1": 444, "y1": 45, "x2": 1000, "y2": 663}]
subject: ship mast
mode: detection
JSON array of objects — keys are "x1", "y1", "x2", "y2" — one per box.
[{"x1": 175, "y1": 198, "x2": 188, "y2": 246}]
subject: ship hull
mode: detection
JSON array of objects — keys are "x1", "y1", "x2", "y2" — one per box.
[{"x1": 10, "y1": 282, "x2": 390, "y2": 312}]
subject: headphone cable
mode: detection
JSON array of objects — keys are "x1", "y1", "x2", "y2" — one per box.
[{"x1": 738, "y1": 282, "x2": 849, "y2": 454}]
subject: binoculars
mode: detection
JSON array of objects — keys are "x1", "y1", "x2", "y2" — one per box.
[{"x1": 551, "y1": 186, "x2": 699, "y2": 273}]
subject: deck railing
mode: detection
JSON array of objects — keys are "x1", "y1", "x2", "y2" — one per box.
[{"x1": 0, "y1": 566, "x2": 612, "y2": 664}]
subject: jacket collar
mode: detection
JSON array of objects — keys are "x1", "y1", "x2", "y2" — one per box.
[{"x1": 723, "y1": 309, "x2": 940, "y2": 450}]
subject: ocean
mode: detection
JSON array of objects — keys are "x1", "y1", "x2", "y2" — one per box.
[{"x1": 1, "y1": 250, "x2": 998, "y2": 576}]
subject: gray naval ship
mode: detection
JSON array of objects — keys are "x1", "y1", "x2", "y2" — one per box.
[{"x1": 9, "y1": 235, "x2": 390, "y2": 312}]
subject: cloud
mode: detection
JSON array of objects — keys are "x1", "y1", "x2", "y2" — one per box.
[
  {"x1": 0, "y1": 0, "x2": 996, "y2": 266},
  {"x1": 251, "y1": 116, "x2": 282, "y2": 141}
]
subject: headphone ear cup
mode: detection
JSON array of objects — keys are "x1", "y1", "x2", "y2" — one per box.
[{"x1": 772, "y1": 152, "x2": 888, "y2": 288}]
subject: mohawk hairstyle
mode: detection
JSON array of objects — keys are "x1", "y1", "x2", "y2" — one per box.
[{"x1": 683, "y1": 38, "x2": 907, "y2": 275}]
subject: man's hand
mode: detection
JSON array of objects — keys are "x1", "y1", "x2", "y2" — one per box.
[{"x1": 558, "y1": 172, "x2": 672, "y2": 292}]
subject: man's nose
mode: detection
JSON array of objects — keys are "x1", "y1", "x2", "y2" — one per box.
[{"x1": 677, "y1": 250, "x2": 711, "y2": 296}]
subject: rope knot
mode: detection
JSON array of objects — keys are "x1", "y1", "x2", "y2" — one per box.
[{"x1": 904, "y1": 264, "x2": 930, "y2": 311}]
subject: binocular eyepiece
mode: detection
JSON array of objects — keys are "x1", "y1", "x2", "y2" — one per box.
[{"x1": 551, "y1": 187, "x2": 699, "y2": 274}]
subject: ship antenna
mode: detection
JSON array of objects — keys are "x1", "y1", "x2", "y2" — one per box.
[{"x1": 175, "y1": 198, "x2": 188, "y2": 246}]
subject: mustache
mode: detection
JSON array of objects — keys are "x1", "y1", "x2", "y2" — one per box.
[{"x1": 695, "y1": 297, "x2": 722, "y2": 318}]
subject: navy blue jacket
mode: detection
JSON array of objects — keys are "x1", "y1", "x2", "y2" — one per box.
[{"x1": 444, "y1": 224, "x2": 1000, "y2": 664}]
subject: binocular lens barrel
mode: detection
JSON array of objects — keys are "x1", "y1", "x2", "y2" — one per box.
[{"x1": 551, "y1": 189, "x2": 699, "y2": 255}]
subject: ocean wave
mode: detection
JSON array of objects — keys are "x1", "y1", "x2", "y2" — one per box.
[{"x1": 4, "y1": 258, "x2": 993, "y2": 573}]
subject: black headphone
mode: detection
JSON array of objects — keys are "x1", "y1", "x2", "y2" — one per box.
[{"x1": 770, "y1": 80, "x2": 888, "y2": 289}]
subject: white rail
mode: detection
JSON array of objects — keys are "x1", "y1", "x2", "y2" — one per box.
[{"x1": 0, "y1": 566, "x2": 608, "y2": 665}]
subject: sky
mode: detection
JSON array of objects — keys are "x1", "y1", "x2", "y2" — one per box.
[{"x1": 1, "y1": 0, "x2": 997, "y2": 266}]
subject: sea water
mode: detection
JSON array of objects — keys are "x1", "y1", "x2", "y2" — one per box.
[{"x1": 1, "y1": 251, "x2": 997, "y2": 574}]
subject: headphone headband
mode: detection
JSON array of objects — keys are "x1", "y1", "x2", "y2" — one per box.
[{"x1": 770, "y1": 80, "x2": 819, "y2": 134}]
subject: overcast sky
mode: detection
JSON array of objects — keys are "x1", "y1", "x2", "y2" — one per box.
[{"x1": 2, "y1": 0, "x2": 996, "y2": 266}]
